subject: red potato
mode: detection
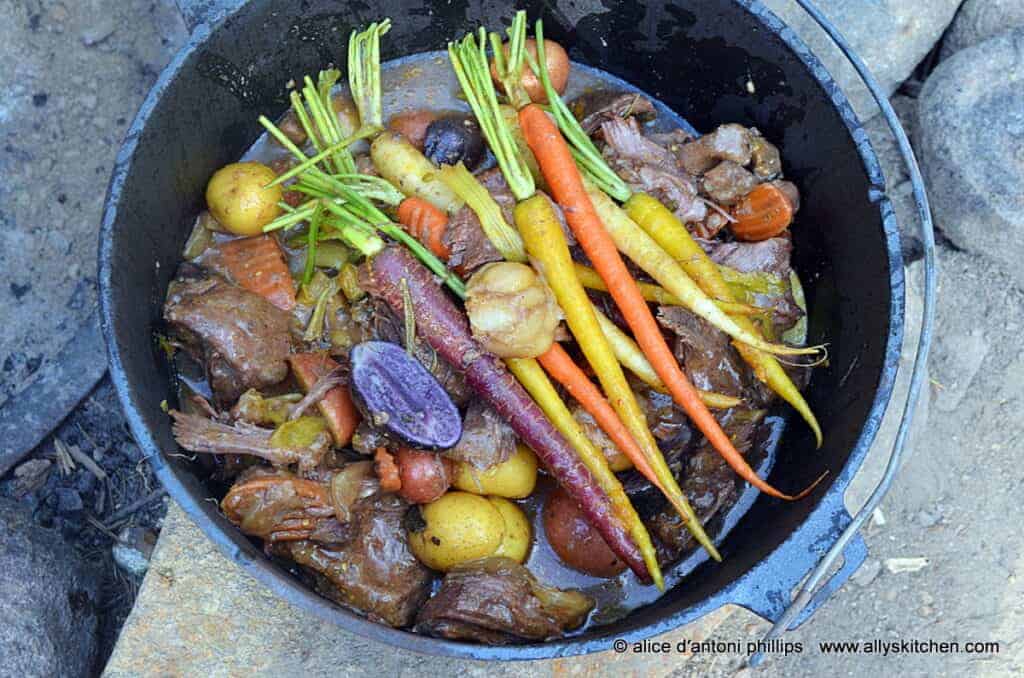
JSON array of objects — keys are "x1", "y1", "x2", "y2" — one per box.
[
  {"x1": 490, "y1": 38, "x2": 569, "y2": 105},
  {"x1": 395, "y1": 447, "x2": 454, "y2": 504},
  {"x1": 388, "y1": 110, "x2": 438, "y2": 150},
  {"x1": 543, "y1": 486, "x2": 626, "y2": 578}
]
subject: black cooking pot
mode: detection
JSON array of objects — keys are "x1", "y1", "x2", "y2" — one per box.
[{"x1": 98, "y1": 0, "x2": 903, "y2": 659}]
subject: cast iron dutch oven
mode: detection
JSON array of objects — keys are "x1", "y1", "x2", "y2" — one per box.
[{"x1": 98, "y1": 0, "x2": 904, "y2": 659}]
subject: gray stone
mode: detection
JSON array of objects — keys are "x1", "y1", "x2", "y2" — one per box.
[
  {"x1": 763, "y1": 0, "x2": 960, "y2": 120},
  {"x1": 0, "y1": 496, "x2": 100, "y2": 677},
  {"x1": 0, "y1": 0, "x2": 187, "y2": 457},
  {"x1": 917, "y1": 28, "x2": 1024, "y2": 288},
  {"x1": 941, "y1": 0, "x2": 1024, "y2": 60}
]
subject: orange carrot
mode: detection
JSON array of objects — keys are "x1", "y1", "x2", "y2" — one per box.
[
  {"x1": 217, "y1": 234, "x2": 297, "y2": 311},
  {"x1": 288, "y1": 352, "x2": 361, "y2": 447},
  {"x1": 537, "y1": 343, "x2": 659, "y2": 482},
  {"x1": 730, "y1": 183, "x2": 794, "y2": 241},
  {"x1": 397, "y1": 196, "x2": 451, "y2": 259},
  {"x1": 519, "y1": 103, "x2": 812, "y2": 501},
  {"x1": 374, "y1": 447, "x2": 402, "y2": 492}
]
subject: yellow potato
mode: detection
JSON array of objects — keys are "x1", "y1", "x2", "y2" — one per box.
[
  {"x1": 452, "y1": 444, "x2": 538, "y2": 498},
  {"x1": 407, "y1": 491, "x2": 504, "y2": 571},
  {"x1": 489, "y1": 497, "x2": 531, "y2": 564},
  {"x1": 205, "y1": 162, "x2": 283, "y2": 236}
]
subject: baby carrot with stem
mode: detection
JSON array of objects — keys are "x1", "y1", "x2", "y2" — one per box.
[
  {"x1": 624, "y1": 193, "x2": 823, "y2": 447},
  {"x1": 516, "y1": 193, "x2": 720, "y2": 559},
  {"x1": 518, "y1": 102, "x2": 817, "y2": 501},
  {"x1": 396, "y1": 196, "x2": 451, "y2": 260}
]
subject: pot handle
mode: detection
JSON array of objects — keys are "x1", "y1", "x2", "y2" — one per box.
[
  {"x1": 746, "y1": 0, "x2": 937, "y2": 665},
  {"x1": 174, "y1": 0, "x2": 245, "y2": 32},
  {"x1": 728, "y1": 493, "x2": 867, "y2": 628}
]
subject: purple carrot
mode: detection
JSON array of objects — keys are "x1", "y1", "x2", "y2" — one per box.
[{"x1": 363, "y1": 246, "x2": 650, "y2": 581}]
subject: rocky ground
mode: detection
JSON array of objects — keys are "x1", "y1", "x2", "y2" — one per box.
[{"x1": 2, "y1": 0, "x2": 1023, "y2": 676}]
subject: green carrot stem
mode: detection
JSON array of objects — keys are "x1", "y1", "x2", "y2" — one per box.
[{"x1": 302, "y1": 201, "x2": 325, "y2": 285}]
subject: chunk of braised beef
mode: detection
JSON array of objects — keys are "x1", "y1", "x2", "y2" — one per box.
[
  {"x1": 601, "y1": 118, "x2": 708, "y2": 224},
  {"x1": 221, "y1": 467, "x2": 350, "y2": 544},
  {"x1": 571, "y1": 90, "x2": 656, "y2": 135},
  {"x1": 707, "y1": 235, "x2": 793, "y2": 278},
  {"x1": 656, "y1": 306, "x2": 749, "y2": 400},
  {"x1": 164, "y1": 266, "x2": 292, "y2": 405},
  {"x1": 701, "y1": 160, "x2": 758, "y2": 206},
  {"x1": 678, "y1": 123, "x2": 753, "y2": 174},
  {"x1": 275, "y1": 492, "x2": 433, "y2": 628},
  {"x1": 444, "y1": 400, "x2": 516, "y2": 469},
  {"x1": 415, "y1": 557, "x2": 594, "y2": 643},
  {"x1": 645, "y1": 408, "x2": 766, "y2": 564}
]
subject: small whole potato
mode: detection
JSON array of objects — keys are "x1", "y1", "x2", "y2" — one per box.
[
  {"x1": 408, "y1": 491, "x2": 505, "y2": 571},
  {"x1": 491, "y1": 38, "x2": 570, "y2": 104},
  {"x1": 465, "y1": 262, "x2": 562, "y2": 358},
  {"x1": 395, "y1": 447, "x2": 454, "y2": 504},
  {"x1": 452, "y1": 444, "x2": 538, "y2": 498},
  {"x1": 543, "y1": 487, "x2": 626, "y2": 578},
  {"x1": 205, "y1": 162, "x2": 283, "y2": 236},
  {"x1": 489, "y1": 497, "x2": 531, "y2": 564}
]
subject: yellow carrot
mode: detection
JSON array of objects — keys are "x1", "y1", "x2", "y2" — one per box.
[
  {"x1": 506, "y1": 356, "x2": 665, "y2": 588},
  {"x1": 584, "y1": 183, "x2": 818, "y2": 357},
  {"x1": 624, "y1": 192, "x2": 822, "y2": 446},
  {"x1": 574, "y1": 262, "x2": 762, "y2": 318},
  {"x1": 591, "y1": 307, "x2": 741, "y2": 410},
  {"x1": 515, "y1": 194, "x2": 720, "y2": 560}
]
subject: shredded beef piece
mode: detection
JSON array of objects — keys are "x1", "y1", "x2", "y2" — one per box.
[
  {"x1": 701, "y1": 160, "x2": 758, "y2": 206},
  {"x1": 415, "y1": 557, "x2": 594, "y2": 643},
  {"x1": 169, "y1": 410, "x2": 329, "y2": 472},
  {"x1": 572, "y1": 90, "x2": 656, "y2": 135},
  {"x1": 445, "y1": 400, "x2": 516, "y2": 469}
]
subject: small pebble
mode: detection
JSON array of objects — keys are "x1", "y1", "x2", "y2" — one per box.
[
  {"x1": 853, "y1": 558, "x2": 883, "y2": 587},
  {"x1": 871, "y1": 507, "x2": 887, "y2": 526},
  {"x1": 916, "y1": 510, "x2": 939, "y2": 527},
  {"x1": 81, "y1": 19, "x2": 115, "y2": 46},
  {"x1": 885, "y1": 557, "x2": 929, "y2": 573},
  {"x1": 112, "y1": 527, "x2": 157, "y2": 578}
]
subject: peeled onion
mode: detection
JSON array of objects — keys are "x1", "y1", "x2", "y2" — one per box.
[{"x1": 465, "y1": 262, "x2": 562, "y2": 359}]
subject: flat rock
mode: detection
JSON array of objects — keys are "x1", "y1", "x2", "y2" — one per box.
[
  {"x1": 0, "y1": 0, "x2": 186, "y2": 451},
  {"x1": 763, "y1": 0, "x2": 960, "y2": 119},
  {"x1": 104, "y1": 503, "x2": 735, "y2": 676},
  {"x1": 940, "y1": 0, "x2": 1024, "y2": 60},
  {"x1": 0, "y1": 496, "x2": 101, "y2": 677},
  {"x1": 917, "y1": 28, "x2": 1024, "y2": 288}
]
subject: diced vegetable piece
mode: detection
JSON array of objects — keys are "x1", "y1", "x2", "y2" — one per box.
[
  {"x1": 730, "y1": 182, "x2": 794, "y2": 241},
  {"x1": 270, "y1": 416, "x2": 329, "y2": 449},
  {"x1": 216, "y1": 234, "x2": 296, "y2": 312},
  {"x1": 349, "y1": 341, "x2": 462, "y2": 450},
  {"x1": 288, "y1": 352, "x2": 361, "y2": 446},
  {"x1": 374, "y1": 447, "x2": 402, "y2": 492}
]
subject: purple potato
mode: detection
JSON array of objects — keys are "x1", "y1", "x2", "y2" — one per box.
[{"x1": 349, "y1": 341, "x2": 462, "y2": 449}]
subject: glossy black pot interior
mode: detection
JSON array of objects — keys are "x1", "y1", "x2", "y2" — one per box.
[{"x1": 99, "y1": 0, "x2": 903, "y2": 660}]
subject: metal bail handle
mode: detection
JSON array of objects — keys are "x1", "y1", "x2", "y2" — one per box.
[{"x1": 749, "y1": 0, "x2": 937, "y2": 665}]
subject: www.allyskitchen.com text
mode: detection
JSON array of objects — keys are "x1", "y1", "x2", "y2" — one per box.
[{"x1": 611, "y1": 637, "x2": 1001, "y2": 658}]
